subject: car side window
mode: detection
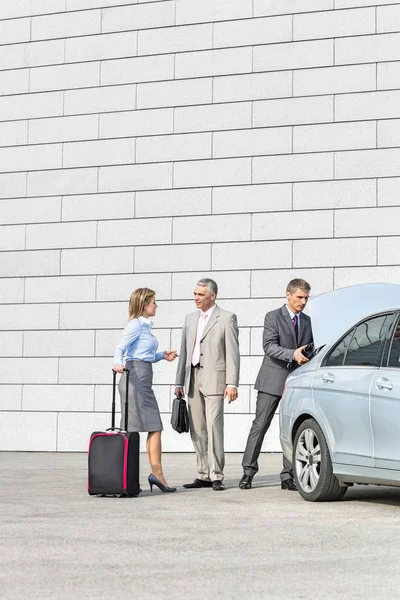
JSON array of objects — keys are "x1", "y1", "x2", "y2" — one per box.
[
  {"x1": 388, "y1": 318, "x2": 400, "y2": 368},
  {"x1": 344, "y1": 314, "x2": 395, "y2": 367},
  {"x1": 325, "y1": 330, "x2": 354, "y2": 367}
]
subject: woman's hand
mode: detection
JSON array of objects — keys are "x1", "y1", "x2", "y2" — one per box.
[
  {"x1": 113, "y1": 364, "x2": 125, "y2": 373},
  {"x1": 163, "y1": 350, "x2": 178, "y2": 362}
]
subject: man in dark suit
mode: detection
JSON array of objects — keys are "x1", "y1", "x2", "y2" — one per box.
[{"x1": 239, "y1": 278, "x2": 313, "y2": 491}]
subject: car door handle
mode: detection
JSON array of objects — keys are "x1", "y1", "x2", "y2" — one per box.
[
  {"x1": 322, "y1": 373, "x2": 335, "y2": 383},
  {"x1": 376, "y1": 378, "x2": 393, "y2": 391}
]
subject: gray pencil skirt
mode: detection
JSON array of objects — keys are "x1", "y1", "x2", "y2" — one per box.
[{"x1": 119, "y1": 360, "x2": 163, "y2": 433}]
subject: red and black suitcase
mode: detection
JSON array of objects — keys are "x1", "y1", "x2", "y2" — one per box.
[{"x1": 88, "y1": 369, "x2": 141, "y2": 497}]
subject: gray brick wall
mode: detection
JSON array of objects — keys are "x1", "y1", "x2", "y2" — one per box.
[{"x1": 1, "y1": 0, "x2": 400, "y2": 452}]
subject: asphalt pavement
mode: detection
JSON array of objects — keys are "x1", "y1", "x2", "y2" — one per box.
[{"x1": 1, "y1": 451, "x2": 399, "y2": 600}]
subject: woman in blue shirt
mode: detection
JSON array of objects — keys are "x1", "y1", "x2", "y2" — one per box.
[{"x1": 113, "y1": 288, "x2": 178, "y2": 493}]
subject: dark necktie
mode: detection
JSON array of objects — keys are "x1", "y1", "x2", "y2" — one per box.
[{"x1": 292, "y1": 315, "x2": 299, "y2": 344}]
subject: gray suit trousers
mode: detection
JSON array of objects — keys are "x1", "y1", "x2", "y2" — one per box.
[{"x1": 242, "y1": 391, "x2": 293, "y2": 482}]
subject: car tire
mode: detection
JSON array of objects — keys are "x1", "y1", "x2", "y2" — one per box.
[{"x1": 293, "y1": 418, "x2": 347, "y2": 502}]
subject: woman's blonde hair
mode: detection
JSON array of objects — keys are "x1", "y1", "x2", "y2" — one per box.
[{"x1": 128, "y1": 288, "x2": 156, "y2": 320}]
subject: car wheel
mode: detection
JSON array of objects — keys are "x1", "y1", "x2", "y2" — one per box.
[{"x1": 293, "y1": 418, "x2": 347, "y2": 502}]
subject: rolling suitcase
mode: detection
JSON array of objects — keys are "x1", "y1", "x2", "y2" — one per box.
[{"x1": 88, "y1": 369, "x2": 141, "y2": 497}]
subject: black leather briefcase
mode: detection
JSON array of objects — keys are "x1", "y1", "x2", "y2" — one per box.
[{"x1": 171, "y1": 396, "x2": 190, "y2": 434}]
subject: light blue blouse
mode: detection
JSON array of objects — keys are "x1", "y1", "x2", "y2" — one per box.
[{"x1": 114, "y1": 316, "x2": 164, "y2": 364}]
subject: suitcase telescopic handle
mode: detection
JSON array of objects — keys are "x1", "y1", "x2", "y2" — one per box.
[{"x1": 111, "y1": 369, "x2": 130, "y2": 431}]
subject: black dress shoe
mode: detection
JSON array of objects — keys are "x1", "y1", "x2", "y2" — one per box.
[
  {"x1": 212, "y1": 480, "x2": 225, "y2": 491},
  {"x1": 281, "y1": 479, "x2": 297, "y2": 491},
  {"x1": 239, "y1": 474, "x2": 253, "y2": 489},
  {"x1": 183, "y1": 478, "x2": 213, "y2": 489}
]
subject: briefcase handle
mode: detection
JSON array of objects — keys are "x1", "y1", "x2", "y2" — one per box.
[{"x1": 111, "y1": 369, "x2": 130, "y2": 431}]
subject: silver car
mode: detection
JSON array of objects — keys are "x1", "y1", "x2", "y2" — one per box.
[{"x1": 280, "y1": 283, "x2": 400, "y2": 502}]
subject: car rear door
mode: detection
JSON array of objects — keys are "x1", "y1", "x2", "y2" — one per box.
[
  {"x1": 370, "y1": 312, "x2": 400, "y2": 471},
  {"x1": 312, "y1": 313, "x2": 395, "y2": 467}
]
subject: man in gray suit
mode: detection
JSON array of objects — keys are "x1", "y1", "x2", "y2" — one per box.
[
  {"x1": 239, "y1": 278, "x2": 313, "y2": 491},
  {"x1": 174, "y1": 278, "x2": 240, "y2": 491}
]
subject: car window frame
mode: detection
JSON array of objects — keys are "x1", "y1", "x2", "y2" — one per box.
[
  {"x1": 323, "y1": 327, "x2": 355, "y2": 368},
  {"x1": 381, "y1": 311, "x2": 400, "y2": 369},
  {"x1": 322, "y1": 311, "x2": 397, "y2": 369}
]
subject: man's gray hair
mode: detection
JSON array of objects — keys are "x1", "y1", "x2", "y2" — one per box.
[
  {"x1": 197, "y1": 278, "x2": 218, "y2": 296},
  {"x1": 286, "y1": 278, "x2": 311, "y2": 294}
]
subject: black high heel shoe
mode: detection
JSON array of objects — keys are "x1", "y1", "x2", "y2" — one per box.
[{"x1": 148, "y1": 474, "x2": 176, "y2": 493}]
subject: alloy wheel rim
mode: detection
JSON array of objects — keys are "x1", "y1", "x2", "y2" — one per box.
[{"x1": 295, "y1": 428, "x2": 321, "y2": 492}]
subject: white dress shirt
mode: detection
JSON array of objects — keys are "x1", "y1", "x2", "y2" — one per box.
[{"x1": 191, "y1": 305, "x2": 216, "y2": 365}]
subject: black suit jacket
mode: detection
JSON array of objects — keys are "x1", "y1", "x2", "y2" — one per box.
[{"x1": 254, "y1": 305, "x2": 313, "y2": 397}]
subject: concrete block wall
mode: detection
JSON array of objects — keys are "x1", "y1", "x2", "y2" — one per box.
[{"x1": 1, "y1": 0, "x2": 400, "y2": 452}]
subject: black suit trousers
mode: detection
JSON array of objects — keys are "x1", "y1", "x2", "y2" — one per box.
[{"x1": 242, "y1": 391, "x2": 293, "y2": 482}]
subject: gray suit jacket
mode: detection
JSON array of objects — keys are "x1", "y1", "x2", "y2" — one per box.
[
  {"x1": 175, "y1": 305, "x2": 240, "y2": 396},
  {"x1": 254, "y1": 305, "x2": 313, "y2": 397}
]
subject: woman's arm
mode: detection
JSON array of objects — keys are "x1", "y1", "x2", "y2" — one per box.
[
  {"x1": 113, "y1": 319, "x2": 141, "y2": 365},
  {"x1": 155, "y1": 350, "x2": 164, "y2": 362}
]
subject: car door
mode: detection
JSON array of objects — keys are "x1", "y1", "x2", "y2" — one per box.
[
  {"x1": 312, "y1": 313, "x2": 395, "y2": 467},
  {"x1": 370, "y1": 313, "x2": 400, "y2": 471}
]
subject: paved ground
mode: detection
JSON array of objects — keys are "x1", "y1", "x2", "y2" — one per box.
[{"x1": 1, "y1": 452, "x2": 400, "y2": 600}]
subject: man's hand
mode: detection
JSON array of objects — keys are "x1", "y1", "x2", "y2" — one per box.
[
  {"x1": 174, "y1": 386, "x2": 185, "y2": 398},
  {"x1": 224, "y1": 386, "x2": 238, "y2": 404},
  {"x1": 164, "y1": 350, "x2": 178, "y2": 362},
  {"x1": 113, "y1": 364, "x2": 125, "y2": 373},
  {"x1": 293, "y1": 346, "x2": 309, "y2": 366}
]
